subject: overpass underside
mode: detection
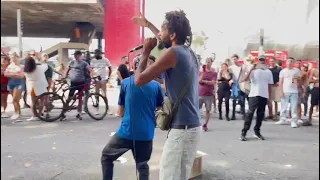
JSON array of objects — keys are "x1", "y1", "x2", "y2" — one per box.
[{"x1": 1, "y1": 0, "x2": 105, "y2": 38}]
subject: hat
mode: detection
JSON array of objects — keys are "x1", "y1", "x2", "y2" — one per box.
[{"x1": 258, "y1": 55, "x2": 266, "y2": 61}]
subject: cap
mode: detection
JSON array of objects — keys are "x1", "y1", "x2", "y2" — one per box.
[{"x1": 258, "y1": 55, "x2": 266, "y2": 61}]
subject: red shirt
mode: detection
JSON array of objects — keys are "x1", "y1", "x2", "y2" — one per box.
[
  {"x1": 1, "y1": 70, "x2": 8, "y2": 85},
  {"x1": 199, "y1": 71, "x2": 217, "y2": 96}
]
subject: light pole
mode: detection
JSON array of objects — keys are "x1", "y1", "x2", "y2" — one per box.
[{"x1": 17, "y1": 9, "x2": 23, "y2": 57}]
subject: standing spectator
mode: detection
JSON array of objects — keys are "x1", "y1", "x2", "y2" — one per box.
[
  {"x1": 240, "y1": 55, "x2": 273, "y2": 141},
  {"x1": 217, "y1": 63, "x2": 233, "y2": 121},
  {"x1": 267, "y1": 57, "x2": 282, "y2": 120},
  {"x1": 91, "y1": 49, "x2": 112, "y2": 97},
  {"x1": 275, "y1": 58, "x2": 300, "y2": 128},
  {"x1": 40, "y1": 53, "x2": 53, "y2": 90},
  {"x1": 229, "y1": 54, "x2": 246, "y2": 120},
  {"x1": 199, "y1": 57, "x2": 217, "y2": 131},
  {"x1": 4, "y1": 53, "x2": 24, "y2": 120},
  {"x1": 1, "y1": 55, "x2": 10, "y2": 118}
]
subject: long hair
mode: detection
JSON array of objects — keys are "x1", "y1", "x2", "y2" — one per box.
[{"x1": 24, "y1": 57, "x2": 37, "y2": 73}]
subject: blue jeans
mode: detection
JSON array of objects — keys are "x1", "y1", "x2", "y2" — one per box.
[{"x1": 280, "y1": 93, "x2": 299, "y2": 123}]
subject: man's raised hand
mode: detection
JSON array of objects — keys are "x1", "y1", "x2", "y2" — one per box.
[{"x1": 132, "y1": 13, "x2": 149, "y2": 27}]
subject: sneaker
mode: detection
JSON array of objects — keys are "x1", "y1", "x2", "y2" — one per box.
[
  {"x1": 286, "y1": 119, "x2": 292, "y2": 122},
  {"x1": 10, "y1": 113, "x2": 20, "y2": 120},
  {"x1": 291, "y1": 122, "x2": 298, "y2": 128},
  {"x1": 76, "y1": 113, "x2": 82, "y2": 120},
  {"x1": 254, "y1": 133, "x2": 265, "y2": 140},
  {"x1": 297, "y1": 119, "x2": 304, "y2": 125},
  {"x1": 302, "y1": 121, "x2": 313, "y2": 126},
  {"x1": 1, "y1": 113, "x2": 9, "y2": 118},
  {"x1": 81, "y1": 111, "x2": 87, "y2": 114},
  {"x1": 27, "y1": 117, "x2": 38, "y2": 121},
  {"x1": 274, "y1": 120, "x2": 287, "y2": 125},
  {"x1": 301, "y1": 116, "x2": 308, "y2": 120},
  {"x1": 239, "y1": 135, "x2": 247, "y2": 141}
]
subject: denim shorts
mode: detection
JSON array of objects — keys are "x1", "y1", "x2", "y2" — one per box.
[{"x1": 7, "y1": 84, "x2": 24, "y2": 91}]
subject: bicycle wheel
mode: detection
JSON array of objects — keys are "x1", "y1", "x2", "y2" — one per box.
[
  {"x1": 84, "y1": 93, "x2": 108, "y2": 120},
  {"x1": 33, "y1": 92, "x2": 64, "y2": 122}
]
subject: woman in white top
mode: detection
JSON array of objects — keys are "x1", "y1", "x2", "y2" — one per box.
[{"x1": 24, "y1": 56, "x2": 48, "y2": 121}]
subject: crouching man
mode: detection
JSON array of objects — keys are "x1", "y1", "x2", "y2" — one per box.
[{"x1": 100, "y1": 55, "x2": 164, "y2": 180}]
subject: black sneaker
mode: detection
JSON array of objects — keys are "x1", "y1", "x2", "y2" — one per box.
[
  {"x1": 239, "y1": 135, "x2": 247, "y2": 141},
  {"x1": 254, "y1": 133, "x2": 265, "y2": 140},
  {"x1": 231, "y1": 116, "x2": 236, "y2": 120},
  {"x1": 219, "y1": 116, "x2": 223, "y2": 120},
  {"x1": 76, "y1": 113, "x2": 83, "y2": 120},
  {"x1": 225, "y1": 116, "x2": 230, "y2": 121},
  {"x1": 302, "y1": 121, "x2": 312, "y2": 126}
]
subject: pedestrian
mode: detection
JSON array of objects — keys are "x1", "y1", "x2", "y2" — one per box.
[
  {"x1": 275, "y1": 58, "x2": 300, "y2": 128},
  {"x1": 229, "y1": 54, "x2": 246, "y2": 120},
  {"x1": 199, "y1": 57, "x2": 217, "y2": 131},
  {"x1": 133, "y1": 10, "x2": 201, "y2": 180},
  {"x1": 217, "y1": 63, "x2": 233, "y2": 121},
  {"x1": 101, "y1": 55, "x2": 163, "y2": 180},
  {"x1": 267, "y1": 57, "x2": 282, "y2": 120},
  {"x1": 240, "y1": 55, "x2": 273, "y2": 141},
  {"x1": 1, "y1": 55, "x2": 10, "y2": 118},
  {"x1": 4, "y1": 53, "x2": 24, "y2": 120}
]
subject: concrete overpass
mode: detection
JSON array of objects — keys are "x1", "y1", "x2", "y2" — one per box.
[
  {"x1": 1, "y1": 0, "x2": 143, "y2": 66},
  {"x1": 1, "y1": 0, "x2": 104, "y2": 38}
]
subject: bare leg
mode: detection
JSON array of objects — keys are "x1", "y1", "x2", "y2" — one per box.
[
  {"x1": 13, "y1": 89, "x2": 22, "y2": 115},
  {"x1": 1, "y1": 93, "x2": 8, "y2": 113},
  {"x1": 268, "y1": 101, "x2": 273, "y2": 118},
  {"x1": 213, "y1": 95, "x2": 217, "y2": 113},
  {"x1": 274, "y1": 102, "x2": 278, "y2": 119},
  {"x1": 298, "y1": 105, "x2": 302, "y2": 120}
]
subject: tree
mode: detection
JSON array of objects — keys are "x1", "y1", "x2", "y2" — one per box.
[{"x1": 191, "y1": 31, "x2": 209, "y2": 56}]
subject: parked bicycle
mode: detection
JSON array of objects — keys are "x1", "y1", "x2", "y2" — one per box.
[{"x1": 33, "y1": 76, "x2": 108, "y2": 122}]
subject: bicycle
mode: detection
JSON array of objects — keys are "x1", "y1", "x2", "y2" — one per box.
[{"x1": 33, "y1": 76, "x2": 108, "y2": 122}]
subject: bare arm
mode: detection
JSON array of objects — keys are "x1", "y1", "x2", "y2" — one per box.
[
  {"x1": 135, "y1": 48, "x2": 176, "y2": 86},
  {"x1": 146, "y1": 21, "x2": 160, "y2": 40},
  {"x1": 108, "y1": 67, "x2": 112, "y2": 79},
  {"x1": 118, "y1": 106, "x2": 124, "y2": 118},
  {"x1": 279, "y1": 77, "x2": 284, "y2": 95}
]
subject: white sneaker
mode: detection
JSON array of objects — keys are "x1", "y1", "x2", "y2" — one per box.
[
  {"x1": 274, "y1": 120, "x2": 287, "y2": 125},
  {"x1": 1, "y1": 113, "x2": 9, "y2": 118},
  {"x1": 286, "y1": 119, "x2": 292, "y2": 122},
  {"x1": 27, "y1": 117, "x2": 38, "y2": 121},
  {"x1": 291, "y1": 122, "x2": 298, "y2": 128},
  {"x1": 81, "y1": 111, "x2": 87, "y2": 114},
  {"x1": 297, "y1": 119, "x2": 304, "y2": 125},
  {"x1": 10, "y1": 113, "x2": 20, "y2": 120}
]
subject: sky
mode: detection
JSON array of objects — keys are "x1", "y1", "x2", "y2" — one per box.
[{"x1": 2, "y1": 0, "x2": 319, "y2": 60}]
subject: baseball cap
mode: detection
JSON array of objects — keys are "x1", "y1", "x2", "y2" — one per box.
[{"x1": 258, "y1": 55, "x2": 266, "y2": 61}]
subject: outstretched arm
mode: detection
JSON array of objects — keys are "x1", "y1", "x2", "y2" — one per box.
[{"x1": 133, "y1": 13, "x2": 160, "y2": 40}]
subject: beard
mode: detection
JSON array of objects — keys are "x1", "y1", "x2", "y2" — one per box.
[
  {"x1": 158, "y1": 37, "x2": 172, "y2": 50},
  {"x1": 95, "y1": 55, "x2": 102, "y2": 59}
]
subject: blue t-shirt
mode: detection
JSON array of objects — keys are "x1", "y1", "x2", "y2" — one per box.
[{"x1": 117, "y1": 76, "x2": 163, "y2": 141}]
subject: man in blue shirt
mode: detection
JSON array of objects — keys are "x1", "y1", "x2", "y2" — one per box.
[{"x1": 101, "y1": 56, "x2": 163, "y2": 180}]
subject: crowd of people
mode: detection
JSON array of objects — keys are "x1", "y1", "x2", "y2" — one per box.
[
  {"x1": 1, "y1": 49, "x2": 112, "y2": 121},
  {"x1": 1, "y1": 9, "x2": 319, "y2": 180}
]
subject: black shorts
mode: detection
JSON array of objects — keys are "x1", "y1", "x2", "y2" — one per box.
[
  {"x1": 311, "y1": 87, "x2": 319, "y2": 106},
  {"x1": 69, "y1": 81, "x2": 86, "y2": 98}
]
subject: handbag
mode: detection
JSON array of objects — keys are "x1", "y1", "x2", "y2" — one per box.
[
  {"x1": 155, "y1": 47, "x2": 196, "y2": 131},
  {"x1": 239, "y1": 66, "x2": 251, "y2": 95}
]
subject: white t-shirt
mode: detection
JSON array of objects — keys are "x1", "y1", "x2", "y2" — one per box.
[
  {"x1": 279, "y1": 68, "x2": 300, "y2": 93},
  {"x1": 90, "y1": 58, "x2": 111, "y2": 80},
  {"x1": 229, "y1": 65, "x2": 246, "y2": 82},
  {"x1": 249, "y1": 69, "x2": 274, "y2": 99},
  {"x1": 24, "y1": 64, "x2": 48, "y2": 96}
]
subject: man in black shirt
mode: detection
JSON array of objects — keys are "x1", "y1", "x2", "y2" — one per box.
[{"x1": 267, "y1": 57, "x2": 282, "y2": 120}]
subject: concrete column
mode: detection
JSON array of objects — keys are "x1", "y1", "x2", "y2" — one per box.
[
  {"x1": 58, "y1": 48, "x2": 69, "y2": 66},
  {"x1": 17, "y1": 9, "x2": 23, "y2": 57}
]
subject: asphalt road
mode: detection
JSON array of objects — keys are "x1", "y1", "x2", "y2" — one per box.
[{"x1": 1, "y1": 106, "x2": 319, "y2": 180}]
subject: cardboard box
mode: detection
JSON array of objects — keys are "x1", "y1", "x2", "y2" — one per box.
[{"x1": 189, "y1": 152, "x2": 203, "y2": 179}]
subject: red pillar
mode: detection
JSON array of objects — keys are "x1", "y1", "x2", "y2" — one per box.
[{"x1": 104, "y1": 0, "x2": 142, "y2": 67}]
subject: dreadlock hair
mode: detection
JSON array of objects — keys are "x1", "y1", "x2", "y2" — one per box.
[{"x1": 165, "y1": 10, "x2": 192, "y2": 47}]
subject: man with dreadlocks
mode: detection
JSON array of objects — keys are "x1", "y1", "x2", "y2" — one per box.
[
  {"x1": 100, "y1": 55, "x2": 163, "y2": 180},
  {"x1": 133, "y1": 10, "x2": 201, "y2": 180}
]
